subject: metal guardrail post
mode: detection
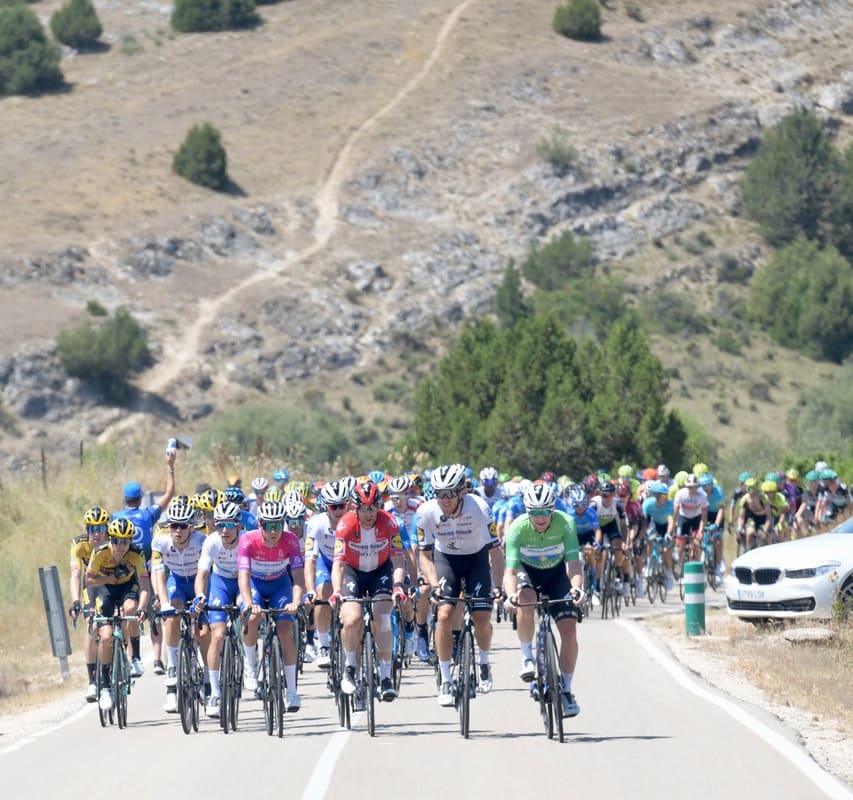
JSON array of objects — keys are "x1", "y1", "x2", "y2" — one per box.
[
  {"x1": 39, "y1": 565, "x2": 72, "y2": 680},
  {"x1": 684, "y1": 561, "x2": 705, "y2": 636}
]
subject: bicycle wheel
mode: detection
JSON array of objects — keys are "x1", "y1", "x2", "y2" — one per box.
[
  {"x1": 646, "y1": 561, "x2": 656, "y2": 603},
  {"x1": 271, "y1": 636, "x2": 284, "y2": 738},
  {"x1": 112, "y1": 645, "x2": 127, "y2": 729},
  {"x1": 95, "y1": 650, "x2": 109, "y2": 728},
  {"x1": 457, "y1": 628, "x2": 474, "y2": 739},
  {"x1": 220, "y1": 635, "x2": 233, "y2": 734},
  {"x1": 535, "y1": 626, "x2": 549, "y2": 734},
  {"x1": 231, "y1": 637, "x2": 243, "y2": 732},
  {"x1": 191, "y1": 646, "x2": 202, "y2": 733},
  {"x1": 177, "y1": 638, "x2": 194, "y2": 735},
  {"x1": 363, "y1": 628, "x2": 376, "y2": 737},
  {"x1": 261, "y1": 645, "x2": 273, "y2": 736},
  {"x1": 390, "y1": 607, "x2": 403, "y2": 694},
  {"x1": 295, "y1": 610, "x2": 305, "y2": 678},
  {"x1": 544, "y1": 627, "x2": 564, "y2": 743}
]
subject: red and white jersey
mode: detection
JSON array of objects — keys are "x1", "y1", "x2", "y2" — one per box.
[
  {"x1": 673, "y1": 488, "x2": 708, "y2": 520},
  {"x1": 333, "y1": 509, "x2": 403, "y2": 572}
]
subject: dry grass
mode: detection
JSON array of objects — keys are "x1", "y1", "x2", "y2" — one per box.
[{"x1": 646, "y1": 610, "x2": 853, "y2": 731}]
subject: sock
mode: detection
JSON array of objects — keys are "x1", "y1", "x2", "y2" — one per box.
[
  {"x1": 130, "y1": 637, "x2": 141, "y2": 660},
  {"x1": 209, "y1": 669, "x2": 220, "y2": 697},
  {"x1": 404, "y1": 620, "x2": 414, "y2": 633},
  {"x1": 166, "y1": 645, "x2": 178, "y2": 669},
  {"x1": 87, "y1": 662, "x2": 96, "y2": 682},
  {"x1": 562, "y1": 672, "x2": 573, "y2": 692},
  {"x1": 418, "y1": 623, "x2": 428, "y2": 638},
  {"x1": 101, "y1": 665, "x2": 110, "y2": 685},
  {"x1": 439, "y1": 659, "x2": 453, "y2": 683},
  {"x1": 318, "y1": 629, "x2": 331, "y2": 649},
  {"x1": 345, "y1": 650, "x2": 357, "y2": 668},
  {"x1": 284, "y1": 664, "x2": 297, "y2": 692},
  {"x1": 520, "y1": 641, "x2": 533, "y2": 661},
  {"x1": 452, "y1": 630, "x2": 461, "y2": 647},
  {"x1": 478, "y1": 649, "x2": 489, "y2": 666},
  {"x1": 244, "y1": 644, "x2": 258, "y2": 671},
  {"x1": 306, "y1": 628, "x2": 315, "y2": 646},
  {"x1": 379, "y1": 660, "x2": 391, "y2": 680}
]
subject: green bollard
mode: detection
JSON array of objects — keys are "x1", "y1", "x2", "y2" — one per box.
[{"x1": 684, "y1": 561, "x2": 705, "y2": 635}]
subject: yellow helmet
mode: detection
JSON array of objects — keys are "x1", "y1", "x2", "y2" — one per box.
[
  {"x1": 193, "y1": 488, "x2": 221, "y2": 512},
  {"x1": 265, "y1": 486, "x2": 283, "y2": 503},
  {"x1": 761, "y1": 480, "x2": 777, "y2": 493},
  {"x1": 83, "y1": 506, "x2": 110, "y2": 526},
  {"x1": 108, "y1": 518, "x2": 135, "y2": 539},
  {"x1": 692, "y1": 463, "x2": 708, "y2": 476}
]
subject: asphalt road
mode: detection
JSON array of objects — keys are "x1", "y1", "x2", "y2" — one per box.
[{"x1": 2, "y1": 595, "x2": 850, "y2": 800}]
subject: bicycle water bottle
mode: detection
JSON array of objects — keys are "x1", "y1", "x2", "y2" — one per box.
[{"x1": 166, "y1": 438, "x2": 177, "y2": 457}]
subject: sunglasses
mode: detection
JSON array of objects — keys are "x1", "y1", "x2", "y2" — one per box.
[
  {"x1": 169, "y1": 522, "x2": 190, "y2": 530},
  {"x1": 285, "y1": 517, "x2": 305, "y2": 526},
  {"x1": 216, "y1": 522, "x2": 238, "y2": 531},
  {"x1": 261, "y1": 521, "x2": 284, "y2": 532},
  {"x1": 326, "y1": 503, "x2": 347, "y2": 511},
  {"x1": 528, "y1": 509, "x2": 553, "y2": 517},
  {"x1": 86, "y1": 525, "x2": 108, "y2": 535},
  {"x1": 572, "y1": 503, "x2": 587, "y2": 510},
  {"x1": 435, "y1": 490, "x2": 459, "y2": 500},
  {"x1": 109, "y1": 536, "x2": 130, "y2": 544}
]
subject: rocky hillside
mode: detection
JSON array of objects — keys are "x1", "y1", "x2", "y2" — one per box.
[{"x1": 2, "y1": 0, "x2": 852, "y2": 468}]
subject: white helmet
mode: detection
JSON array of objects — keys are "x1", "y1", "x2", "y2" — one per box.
[
  {"x1": 251, "y1": 476, "x2": 269, "y2": 493},
  {"x1": 523, "y1": 483, "x2": 557, "y2": 511},
  {"x1": 479, "y1": 466, "x2": 499, "y2": 482},
  {"x1": 387, "y1": 475, "x2": 413, "y2": 495},
  {"x1": 283, "y1": 496, "x2": 307, "y2": 520},
  {"x1": 166, "y1": 496, "x2": 195, "y2": 524},
  {"x1": 320, "y1": 480, "x2": 350, "y2": 506},
  {"x1": 213, "y1": 501, "x2": 241, "y2": 523},
  {"x1": 431, "y1": 464, "x2": 467, "y2": 492},
  {"x1": 257, "y1": 500, "x2": 285, "y2": 522}
]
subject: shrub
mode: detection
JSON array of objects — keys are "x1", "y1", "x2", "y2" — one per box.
[
  {"x1": 0, "y1": 4, "x2": 63, "y2": 96},
  {"x1": 553, "y1": 0, "x2": 602, "y2": 42},
  {"x1": 173, "y1": 123, "x2": 229, "y2": 191},
  {"x1": 56, "y1": 307, "x2": 152, "y2": 402},
  {"x1": 625, "y1": 1, "x2": 644, "y2": 22},
  {"x1": 640, "y1": 290, "x2": 709, "y2": 335},
  {"x1": 521, "y1": 230, "x2": 595, "y2": 291},
  {"x1": 536, "y1": 127, "x2": 578, "y2": 174},
  {"x1": 50, "y1": 0, "x2": 102, "y2": 49},
  {"x1": 171, "y1": 0, "x2": 258, "y2": 33},
  {"x1": 717, "y1": 254, "x2": 752, "y2": 284},
  {"x1": 713, "y1": 330, "x2": 741, "y2": 355},
  {"x1": 86, "y1": 300, "x2": 107, "y2": 316}
]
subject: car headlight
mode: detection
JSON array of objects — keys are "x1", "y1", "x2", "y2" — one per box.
[{"x1": 784, "y1": 562, "x2": 841, "y2": 579}]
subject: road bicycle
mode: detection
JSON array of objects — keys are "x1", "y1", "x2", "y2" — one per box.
[
  {"x1": 217, "y1": 605, "x2": 244, "y2": 734},
  {"x1": 510, "y1": 595, "x2": 577, "y2": 743},
  {"x1": 390, "y1": 595, "x2": 406, "y2": 695},
  {"x1": 597, "y1": 544, "x2": 622, "y2": 620},
  {"x1": 322, "y1": 600, "x2": 351, "y2": 731},
  {"x1": 256, "y1": 606, "x2": 291, "y2": 738},
  {"x1": 645, "y1": 533, "x2": 668, "y2": 604},
  {"x1": 702, "y1": 524, "x2": 723, "y2": 591},
  {"x1": 161, "y1": 608, "x2": 205, "y2": 735},
  {"x1": 93, "y1": 612, "x2": 138, "y2": 729},
  {"x1": 436, "y1": 594, "x2": 480, "y2": 739}
]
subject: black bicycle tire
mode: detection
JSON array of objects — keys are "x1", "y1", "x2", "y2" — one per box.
[
  {"x1": 295, "y1": 610, "x2": 305, "y2": 677},
  {"x1": 364, "y1": 628, "x2": 376, "y2": 737},
  {"x1": 191, "y1": 642, "x2": 201, "y2": 733},
  {"x1": 545, "y1": 627, "x2": 564, "y2": 743},
  {"x1": 271, "y1": 635, "x2": 284, "y2": 738},
  {"x1": 231, "y1": 635, "x2": 243, "y2": 732},
  {"x1": 261, "y1": 646, "x2": 273, "y2": 736},
  {"x1": 391, "y1": 607, "x2": 403, "y2": 694},
  {"x1": 535, "y1": 624, "x2": 550, "y2": 735},
  {"x1": 458, "y1": 628, "x2": 473, "y2": 739},
  {"x1": 220, "y1": 634, "x2": 233, "y2": 734},
  {"x1": 112, "y1": 644, "x2": 126, "y2": 729},
  {"x1": 177, "y1": 638, "x2": 193, "y2": 735},
  {"x1": 95, "y1": 649, "x2": 109, "y2": 728}
]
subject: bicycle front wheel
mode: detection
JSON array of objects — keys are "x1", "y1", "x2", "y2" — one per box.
[
  {"x1": 112, "y1": 644, "x2": 128, "y2": 729},
  {"x1": 271, "y1": 636, "x2": 284, "y2": 738},
  {"x1": 458, "y1": 628, "x2": 474, "y2": 739},
  {"x1": 220, "y1": 635, "x2": 234, "y2": 734},
  {"x1": 177, "y1": 638, "x2": 194, "y2": 735},
  {"x1": 363, "y1": 629, "x2": 376, "y2": 737},
  {"x1": 390, "y1": 607, "x2": 403, "y2": 695},
  {"x1": 544, "y1": 627, "x2": 564, "y2": 743},
  {"x1": 95, "y1": 650, "x2": 110, "y2": 728}
]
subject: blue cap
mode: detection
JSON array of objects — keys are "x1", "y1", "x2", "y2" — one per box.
[{"x1": 123, "y1": 481, "x2": 143, "y2": 499}]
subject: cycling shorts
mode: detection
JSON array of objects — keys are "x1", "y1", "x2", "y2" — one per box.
[
  {"x1": 516, "y1": 562, "x2": 580, "y2": 622},
  {"x1": 341, "y1": 560, "x2": 394, "y2": 600},
  {"x1": 94, "y1": 581, "x2": 140, "y2": 624},
  {"x1": 677, "y1": 516, "x2": 702, "y2": 539},
  {"x1": 250, "y1": 574, "x2": 294, "y2": 621},
  {"x1": 206, "y1": 573, "x2": 240, "y2": 625},
  {"x1": 167, "y1": 573, "x2": 197, "y2": 606},
  {"x1": 433, "y1": 546, "x2": 493, "y2": 613},
  {"x1": 313, "y1": 552, "x2": 333, "y2": 588}
]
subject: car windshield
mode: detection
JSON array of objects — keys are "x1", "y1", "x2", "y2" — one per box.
[{"x1": 832, "y1": 517, "x2": 853, "y2": 534}]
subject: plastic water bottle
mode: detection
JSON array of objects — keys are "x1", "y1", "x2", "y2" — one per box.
[{"x1": 166, "y1": 438, "x2": 177, "y2": 457}]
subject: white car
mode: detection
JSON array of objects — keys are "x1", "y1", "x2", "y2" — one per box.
[{"x1": 724, "y1": 517, "x2": 853, "y2": 621}]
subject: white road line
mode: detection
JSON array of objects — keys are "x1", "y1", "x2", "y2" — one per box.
[
  {"x1": 618, "y1": 620, "x2": 853, "y2": 800},
  {"x1": 302, "y1": 729, "x2": 351, "y2": 800},
  {"x1": 0, "y1": 702, "x2": 94, "y2": 757}
]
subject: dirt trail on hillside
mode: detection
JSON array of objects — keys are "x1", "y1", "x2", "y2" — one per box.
[{"x1": 138, "y1": 0, "x2": 476, "y2": 398}]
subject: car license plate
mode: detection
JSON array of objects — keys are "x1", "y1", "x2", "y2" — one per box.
[{"x1": 737, "y1": 589, "x2": 765, "y2": 600}]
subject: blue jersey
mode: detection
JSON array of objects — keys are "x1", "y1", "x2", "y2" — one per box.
[
  {"x1": 642, "y1": 497, "x2": 674, "y2": 526},
  {"x1": 241, "y1": 509, "x2": 258, "y2": 531},
  {"x1": 112, "y1": 505, "x2": 161, "y2": 560},
  {"x1": 566, "y1": 506, "x2": 599, "y2": 537},
  {"x1": 705, "y1": 485, "x2": 725, "y2": 515},
  {"x1": 389, "y1": 509, "x2": 413, "y2": 550}
]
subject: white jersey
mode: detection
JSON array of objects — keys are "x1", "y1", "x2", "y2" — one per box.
[
  {"x1": 150, "y1": 530, "x2": 206, "y2": 577},
  {"x1": 673, "y1": 488, "x2": 709, "y2": 519},
  {"x1": 304, "y1": 511, "x2": 336, "y2": 561},
  {"x1": 198, "y1": 531, "x2": 243, "y2": 580},
  {"x1": 591, "y1": 496, "x2": 625, "y2": 527},
  {"x1": 474, "y1": 484, "x2": 505, "y2": 510},
  {"x1": 416, "y1": 494, "x2": 497, "y2": 556}
]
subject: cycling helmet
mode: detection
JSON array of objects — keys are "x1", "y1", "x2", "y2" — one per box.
[
  {"x1": 568, "y1": 485, "x2": 587, "y2": 506},
  {"x1": 272, "y1": 469, "x2": 289, "y2": 483},
  {"x1": 257, "y1": 500, "x2": 286, "y2": 522},
  {"x1": 616, "y1": 482, "x2": 630, "y2": 498},
  {"x1": 265, "y1": 487, "x2": 283, "y2": 503},
  {"x1": 251, "y1": 476, "x2": 270, "y2": 493},
  {"x1": 320, "y1": 480, "x2": 350, "y2": 506},
  {"x1": 422, "y1": 481, "x2": 435, "y2": 500},
  {"x1": 684, "y1": 474, "x2": 699, "y2": 488},
  {"x1": 821, "y1": 468, "x2": 838, "y2": 480},
  {"x1": 283, "y1": 496, "x2": 307, "y2": 520},
  {"x1": 223, "y1": 485, "x2": 245, "y2": 504},
  {"x1": 167, "y1": 496, "x2": 196, "y2": 524},
  {"x1": 479, "y1": 466, "x2": 499, "y2": 483},
  {"x1": 283, "y1": 490, "x2": 304, "y2": 508},
  {"x1": 674, "y1": 470, "x2": 688, "y2": 489},
  {"x1": 763, "y1": 472, "x2": 778, "y2": 483},
  {"x1": 108, "y1": 517, "x2": 135, "y2": 539},
  {"x1": 698, "y1": 473, "x2": 714, "y2": 487},
  {"x1": 431, "y1": 464, "x2": 467, "y2": 492},
  {"x1": 368, "y1": 470, "x2": 385, "y2": 485},
  {"x1": 338, "y1": 476, "x2": 358, "y2": 496},
  {"x1": 805, "y1": 470, "x2": 819, "y2": 482},
  {"x1": 651, "y1": 481, "x2": 669, "y2": 495},
  {"x1": 761, "y1": 480, "x2": 777, "y2": 493},
  {"x1": 352, "y1": 481, "x2": 381, "y2": 508},
  {"x1": 599, "y1": 480, "x2": 615, "y2": 495},
  {"x1": 213, "y1": 501, "x2": 241, "y2": 524},
  {"x1": 83, "y1": 506, "x2": 110, "y2": 526},
  {"x1": 692, "y1": 463, "x2": 708, "y2": 476},
  {"x1": 523, "y1": 482, "x2": 557, "y2": 511},
  {"x1": 557, "y1": 475, "x2": 572, "y2": 490},
  {"x1": 284, "y1": 480, "x2": 310, "y2": 500},
  {"x1": 226, "y1": 473, "x2": 241, "y2": 488},
  {"x1": 617, "y1": 464, "x2": 634, "y2": 479},
  {"x1": 387, "y1": 475, "x2": 413, "y2": 495},
  {"x1": 656, "y1": 464, "x2": 671, "y2": 479},
  {"x1": 785, "y1": 468, "x2": 799, "y2": 481},
  {"x1": 738, "y1": 471, "x2": 754, "y2": 484},
  {"x1": 744, "y1": 477, "x2": 759, "y2": 490},
  {"x1": 540, "y1": 470, "x2": 557, "y2": 484},
  {"x1": 194, "y1": 488, "x2": 221, "y2": 512},
  {"x1": 582, "y1": 474, "x2": 599, "y2": 495}
]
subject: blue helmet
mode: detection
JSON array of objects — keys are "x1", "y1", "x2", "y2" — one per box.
[
  {"x1": 651, "y1": 481, "x2": 669, "y2": 495},
  {"x1": 698, "y1": 473, "x2": 714, "y2": 488},
  {"x1": 368, "y1": 470, "x2": 385, "y2": 484},
  {"x1": 423, "y1": 481, "x2": 435, "y2": 501},
  {"x1": 273, "y1": 468, "x2": 289, "y2": 483},
  {"x1": 223, "y1": 485, "x2": 245, "y2": 503},
  {"x1": 568, "y1": 485, "x2": 587, "y2": 506}
]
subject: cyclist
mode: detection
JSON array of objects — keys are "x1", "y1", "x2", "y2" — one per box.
[
  {"x1": 642, "y1": 481, "x2": 675, "y2": 589},
  {"x1": 238, "y1": 499, "x2": 306, "y2": 712},
  {"x1": 273, "y1": 468, "x2": 290, "y2": 490},
  {"x1": 504, "y1": 483, "x2": 584, "y2": 718},
  {"x1": 815, "y1": 468, "x2": 850, "y2": 524},
  {"x1": 330, "y1": 481, "x2": 406, "y2": 704},
  {"x1": 69, "y1": 506, "x2": 110, "y2": 702},
  {"x1": 565, "y1": 486, "x2": 602, "y2": 603},
  {"x1": 795, "y1": 470, "x2": 822, "y2": 535},
  {"x1": 85, "y1": 518, "x2": 150, "y2": 712},
  {"x1": 247, "y1": 476, "x2": 269, "y2": 517},
  {"x1": 151, "y1": 497, "x2": 207, "y2": 713},
  {"x1": 304, "y1": 480, "x2": 351, "y2": 670},
  {"x1": 282, "y1": 492, "x2": 315, "y2": 660},
  {"x1": 224, "y1": 485, "x2": 258, "y2": 532},
  {"x1": 417, "y1": 464, "x2": 504, "y2": 706},
  {"x1": 193, "y1": 501, "x2": 244, "y2": 718},
  {"x1": 698, "y1": 472, "x2": 726, "y2": 580},
  {"x1": 736, "y1": 477, "x2": 772, "y2": 550},
  {"x1": 191, "y1": 488, "x2": 221, "y2": 535},
  {"x1": 475, "y1": 466, "x2": 505, "y2": 510},
  {"x1": 672, "y1": 474, "x2": 708, "y2": 563},
  {"x1": 763, "y1": 479, "x2": 791, "y2": 543},
  {"x1": 590, "y1": 480, "x2": 630, "y2": 597},
  {"x1": 617, "y1": 481, "x2": 646, "y2": 595}
]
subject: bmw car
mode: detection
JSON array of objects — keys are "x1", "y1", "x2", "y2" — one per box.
[{"x1": 725, "y1": 517, "x2": 853, "y2": 620}]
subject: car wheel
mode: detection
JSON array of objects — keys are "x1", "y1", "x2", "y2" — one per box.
[{"x1": 836, "y1": 578, "x2": 853, "y2": 622}]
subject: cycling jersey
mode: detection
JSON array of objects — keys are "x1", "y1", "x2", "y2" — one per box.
[
  {"x1": 304, "y1": 512, "x2": 337, "y2": 561},
  {"x1": 334, "y1": 509, "x2": 403, "y2": 572},
  {"x1": 238, "y1": 529, "x2": 303, "y2": 580},
  {"x1": 505, "y1": 511, "x2": 579, "y2": 570},
  {"x1": 151, "y1": 530, "x2": 206, "y2": 577},
  {"x1": 112, "y1": 505, "x2": 162, "y2": 561},
  {"x1": 474, "y1": 484, "x2": 505, "y2": 510},
  {"x1": 87, "y1": 544, "x2": 149, "y2": 585},
  {"x1": 642, "y1": 496, "x2": 674, "y2": 526},
  {"x1": 705, "y1": 484, "x2": 725, "y2": 515},
  {"x1": 590, "y1": 496, "x2": 626, "y2": 528},
  {"x1": 198, "y1": 531, "x2": 243, "y2": 580},
  {"x1": 416, "y1": 494, "x2": 498, "y2": 555},
  {"x1": 673, "y1": 488, "x2": 708, "y2": 519},
  {"x1": 565, "y1": 506, "x2": 599, "y2": 538}
]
